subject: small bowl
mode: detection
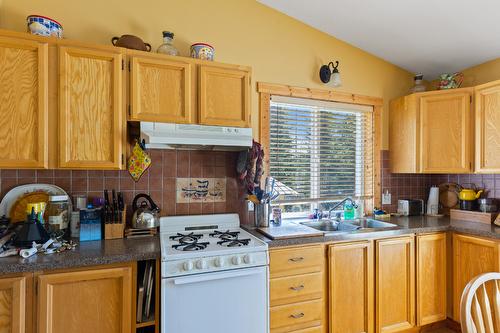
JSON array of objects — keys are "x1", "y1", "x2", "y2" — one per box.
[
  {"x1": 190, "y1": 43, "x2": 215, "y2": 61},
  {"x1": 27, "y1": 15, "x2": 63, "y2": 38}
]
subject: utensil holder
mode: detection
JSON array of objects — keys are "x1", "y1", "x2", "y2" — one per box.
[
  {"x1": 104, "y1": 205, "x2": 126, "y2": 240},
  {"x1": 254, "y1": 203, "x2": 271, "y2": 227}
]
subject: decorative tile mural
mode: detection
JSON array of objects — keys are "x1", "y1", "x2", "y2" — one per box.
[{"x1": 177, "y1": 178, "x2": 226, "y2": 203}]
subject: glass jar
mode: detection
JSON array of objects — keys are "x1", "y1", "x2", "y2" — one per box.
[
  {"x1": 46, "y1": 195, "x2": 69, "y2": 236},
  {"x1": 410, "y1": 74, "x2": 426, "y2": 93},
  {"x1": 157, "y1": 31, "x2": 179, "y2": 56}
]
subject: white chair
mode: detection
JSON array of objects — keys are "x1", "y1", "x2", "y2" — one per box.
[{"x1": 460, "y1": 272, "x2": 500, "y2": 333}]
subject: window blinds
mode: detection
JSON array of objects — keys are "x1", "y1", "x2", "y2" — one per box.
[{"x1": 270, "y1": 96, "x2": 374, "y2": 204}]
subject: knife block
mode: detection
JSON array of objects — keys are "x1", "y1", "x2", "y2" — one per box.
[{"x1": 104, "y1": 205, "x2": 126, "y2": 240}]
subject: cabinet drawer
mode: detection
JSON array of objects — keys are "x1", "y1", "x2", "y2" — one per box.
[
  {"x1": 270, "y1": 299, "x2": 322, "y2": 332},
  {"x1": 270, "y1": 272, "x2": 323, "y2": 306},
  {"x1": 270, "y1": 246, "x2": 323, "y2": 277}
]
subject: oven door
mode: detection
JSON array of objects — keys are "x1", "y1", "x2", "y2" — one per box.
[{"x1": 162, "y1": 266, "x2": 269, "y2": 333}]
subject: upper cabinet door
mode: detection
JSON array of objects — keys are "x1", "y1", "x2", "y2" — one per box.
[
  {"x1": 0, "y1": 37, "x2": 48, "y2": 169},
  {"x1": 419, "y1": 90, "x2": 472, "y2": 173},
  {"x1": 59, "y1": 46, "x2": 123, "y2": 169},
  {"x1": 475, "y1": 80, "x2": 500, "y2": 173},
  {"x1": 198, "y1": 65, "x2": 251, "y2": 127},
  {"x1": 130, "y1": 56, "x2": 193, "y2": 123}
]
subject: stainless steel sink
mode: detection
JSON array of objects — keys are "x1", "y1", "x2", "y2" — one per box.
[
  {"x1": 346, "y1": 218, "x2": 398, "y2": 229},
  {"x1": 300, "y1": 218, "x2": 399, "y2": 234},
  {"x1": 300, "y1": 219, "x2": 361, "y2": 233}
]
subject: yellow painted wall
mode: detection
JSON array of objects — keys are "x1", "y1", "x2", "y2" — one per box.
[
  {"x1": 0, "y1": 0, "x2": 414, "y2": 149},
  {"x1": 461, "y1": 57, "x2": 500, "y2": 87}
]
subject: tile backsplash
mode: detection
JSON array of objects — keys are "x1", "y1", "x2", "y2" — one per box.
[
  {"x1": 381, "y1": 150, "x2": 500, "y2": 213},
  {"x1": 0, "y1": 150, "x2": 250, "y2": 224}
]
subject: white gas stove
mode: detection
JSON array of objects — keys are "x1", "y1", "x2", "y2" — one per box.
[{"x1": 160, "y1": 213, "x2": 269, "y2": 333}]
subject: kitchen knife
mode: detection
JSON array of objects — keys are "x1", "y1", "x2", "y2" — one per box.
[
  {"x1": 117, "y1": 192, "x2": 124, "y2": 224},
  {"x1": 112, "y1": 190, "x2": 118, "y2": 223},
  {"x1": 104, "y1": 190, "x2": 110, "y2": 223}
]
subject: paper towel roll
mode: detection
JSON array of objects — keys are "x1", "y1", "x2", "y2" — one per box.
[{"x1": 427, "y1": 186, "x2": 440, "y2": 215}]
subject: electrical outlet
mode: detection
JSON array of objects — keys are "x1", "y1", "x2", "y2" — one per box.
[
  {"x1": 382, "y1": 191, "x2": 392, "y2": 205},
  {"x1": 247, "y1": 201, "x2": 255, "y2": 211}
]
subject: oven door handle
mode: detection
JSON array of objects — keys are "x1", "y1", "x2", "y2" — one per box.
[{"x1": 173, "y1": 268, "x2": 264, "y2": 285}]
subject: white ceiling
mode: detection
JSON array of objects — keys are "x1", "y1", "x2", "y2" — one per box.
[{"x1": 258, "y1": 0, "x2": 500, "y2": 79}]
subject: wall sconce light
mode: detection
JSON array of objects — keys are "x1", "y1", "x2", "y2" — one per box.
[{"x1": 319, "y1": 61, "x2": 341, "y2": 87}]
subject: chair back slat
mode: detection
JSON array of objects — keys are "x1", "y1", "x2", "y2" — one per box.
[
  {"x1": 472, "y1": 294, "x2": 486, "y2": 333},
  {"x1": 479, "y1": 285, "x2": 494, "y2": 333},
  {"x1": 461, "y1": 273, "x2": 500, "y2": 333}
]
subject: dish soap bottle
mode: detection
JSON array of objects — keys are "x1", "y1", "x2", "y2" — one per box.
[
  {"x1": 343, "y1": 201, "x2": 355, "y2": 220},
  {"x1": 157, "y1": 31, "x2": 178, "y2": 56}
]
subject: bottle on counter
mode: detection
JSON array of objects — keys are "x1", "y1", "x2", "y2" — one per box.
[
  {"x1": 46, "y1": 195, "x2": 70, "y2": 237},
  {"x1": 157, "y1": 31, "x2": 179, "y2": 56},
  {"x1": 343, "y1": 201, "x2": 355, "y2": 220}
]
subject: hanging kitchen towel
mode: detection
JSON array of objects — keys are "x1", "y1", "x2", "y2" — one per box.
[{"x1": 128, "y1": 142, "x2": 151, "y2": 182}]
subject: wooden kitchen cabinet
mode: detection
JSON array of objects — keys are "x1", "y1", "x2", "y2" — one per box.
[
  {"x1": 37, "y1": 265, "x2": 132, "y2": 333},
  {"x1": 475, "y1": 79, "x2": 500, "y2": 173},
  {"x1": 452, "y1": 233, "x2": 500, "y2": 322},
  {"x1": 0, "y1": 36, "x2": 48, "y2": 169},
  {"x1": 198, "y1": 65, "x2": 251, "y2": 128},
  {"x1": 0, "y1": 275, "x2": 28, "y2": 333},
  {"x1": 58, "y1": 46, "x2": 124, "y2": 169},
  {"x1": 329, "y1": 241, "x2": 373, "y2": 333},
  {"x1": 389, "y1": 88, "x2": 473, "y2": 173},
  {"x1": 129, "y1": 55, "x2": 193, "y2": 123},
  {"x1": 269, "y1": 245, "x2": 326, "y2": 333},
  {"x1": 416, "y1": 233, "x2": 447, "y2": 326},
  {"x1": 375, "y1": 236, "x2": 415, "y2": 333}
]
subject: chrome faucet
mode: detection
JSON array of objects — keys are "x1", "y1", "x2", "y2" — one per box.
[{"x1": 328, "y1": 197, "x2": 358, "y2": 220}]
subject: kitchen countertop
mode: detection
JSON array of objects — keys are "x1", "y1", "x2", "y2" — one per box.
[
  {"x1": 245, "y1": 215, "x2": 500, "y2": 247},
  {"x1": 3, "y1": 215, "x2": 500, "y2": 274},
  {"x1": 0, "y1": 236, "x2": 161, "y2": 274}
]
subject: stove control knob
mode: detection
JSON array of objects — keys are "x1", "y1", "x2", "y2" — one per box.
[
  {"x1": 196, "y1": 259, "x2": 207, "y2": 270},
  {"x1": 214, "y1": 257, "x2": 224, "y2": 267},
  {"x1": 183, "y1": 261, "x2": 194, "y2": 271},
  {"x1": 243, "y1": 254, "x2": 253, "y2": 264},
  {"x1": 232, "y1": 256, "x2": 242, "y2": 265}
]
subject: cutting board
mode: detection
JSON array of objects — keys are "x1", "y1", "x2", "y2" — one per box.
[
  {"x1": 450, "y1": 209, "x2": 498, "y2": 224},
  {"x1": 257, "y1": 224, "x2": 324, "y2": 240}
]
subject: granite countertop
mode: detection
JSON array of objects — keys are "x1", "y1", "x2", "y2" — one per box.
[
  {"x1": 4, "y1": 215, "x2": 500, "y2": 274},
  {"x1": 0, "y1": 236, "x2": 161, "y2": 274},
  {"x1": 246, "y1": 215, "x2": 500, "y2": 247}
]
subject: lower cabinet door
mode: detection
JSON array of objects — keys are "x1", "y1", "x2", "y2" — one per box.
[
  {"x1": 375, "y1": 236, "x2": 415, "y2": 333},
  {"x1": 37, "y1": 265, "x2": 132, "y2": 333},
  {"x1": 0, "y1": 275, "x2": 26, "y2": 333},
  {"x1": 329, "y1": 241, "x2": 373, "y2": 333},
  {"x1": 453, "y1": 233, "x2": 500, "y2": 322},
  {"x1": 416, "y1": 233, "x2": 447, "y2": 326}
]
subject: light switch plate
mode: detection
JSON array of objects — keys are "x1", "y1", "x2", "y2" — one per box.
[
  {"x1": 247, "y1": 201, "x2": 255, "y2": 211},
  {"x1": 382, "y1": 192, "x2": 392, "y2": 205}
]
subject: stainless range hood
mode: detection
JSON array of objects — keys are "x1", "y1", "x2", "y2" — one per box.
[{"x1": 140, "y1": 122, "x2": 253, "y2": 151}]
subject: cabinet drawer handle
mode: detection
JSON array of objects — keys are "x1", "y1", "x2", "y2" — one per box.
[
  {"x1": 290, "y1": 284, "x2": 305, "y2": 291},
  {"x1": 288, "y1": 257, "x2": 304, "y2": 262},
  {"x1": 290, "y1": 312, "x2": 305, "y2": 319}
]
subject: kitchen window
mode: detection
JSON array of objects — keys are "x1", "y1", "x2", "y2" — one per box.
[{"x1": 269, "y1": 95, "x2": 374, "y2": 216}]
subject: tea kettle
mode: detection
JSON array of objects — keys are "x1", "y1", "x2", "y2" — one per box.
[
  {"x1": 131, "y1": 194, "x2": 160, "y2": 229},
  {"x1": 458, "y1": 187, "x2": 483, "y2": 201}
]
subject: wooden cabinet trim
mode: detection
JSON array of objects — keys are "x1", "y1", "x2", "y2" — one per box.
[{"x1": 0, "y1": 275, "x2": 26, "y2": 333}]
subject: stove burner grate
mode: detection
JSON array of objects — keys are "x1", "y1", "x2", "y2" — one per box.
[
  {"x1": 169, "y1": 232, "x2": 203, "y2": 244},
  {"x1": 172, "y1": 241, "x2": 209, "y2": 251},
  {"x1": 210, "y1": 230, "x2": 240, "y2": 240},
  {"x1": 217, "y1": 238, "x2": 251, "y2": 247}
]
